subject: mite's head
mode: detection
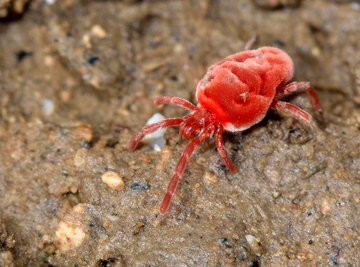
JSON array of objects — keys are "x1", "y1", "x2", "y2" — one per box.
[{"x1": 179, "y1": 108, "x2": 216, "y2": 140}]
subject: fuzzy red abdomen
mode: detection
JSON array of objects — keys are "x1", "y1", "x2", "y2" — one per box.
[{"x1": 196, "y1": 47, "x2": 294, "y2": 132}]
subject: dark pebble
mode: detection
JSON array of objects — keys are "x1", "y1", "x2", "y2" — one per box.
[
  {"x1": 16, "y1": 50, "x2": 32, "y2": 62},
  {"x1": 87, "y1": 56, "x2": 100, "y2": 65},
  {"x1": 130, "y1": 182, "x2": 150, "y2": 191}
]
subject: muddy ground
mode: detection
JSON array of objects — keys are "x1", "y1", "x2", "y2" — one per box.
[{"x1": 0, "y1": 0, "x2": 359, "y2": 266}]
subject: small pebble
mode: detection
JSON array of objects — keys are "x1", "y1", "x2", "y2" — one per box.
[
  {"x1": 44, "y1": 55, "x2": 55, "y2": 67},
  {"x1": 54, "y1": 204, "x2": 87, "y2": 253},
  {"x1": 320, "y1": 199, "x2": 331, "y2": 215},
  {"x1": 87, "y1": 56, "x2": 99, "y2": 65},
  {"x1": 101, "y1": 171, "x2": 125, "y2": 191},
  {"x1": 245, "y1": 235, "x2": 265, "y2": 255},
  {"x1": 142, "y1": 113, "x2": 167, "y2": 151},
  {"x1": 203, "y1": 171, "x2": 218, "y2": 184},
  {"x1": 130, "y1": 182, "x2": 150, "y2": 191},
  {"x1": 55, "y1": 221, "x2": 86, "y2": 253},
  {"x1": 91, "y1": 25, "x2": 107, "y2": 38},
  {"x1": 60, "y1": 89, "x2": 72, "y2": 103},
  {"x1": 7, "y1": 135, "x2": 26, "y2": 160},
  {"x1": 82, "y1": 34, "x2": 91, "y2": 48},
  {"x1": 72, "y1": 124, "x2": 93, "y2": 142},
  {"x1": 74, "y1": 148, "x2": 88, "y2": 167},
  {"x1": 42, "y1": 99, "x2": 55, "y2": 116},
  {"x1": 272, "y1": 191, "x2": 281, "y2": 198},
  {"x1": 15, "y1": 50, "x2": 32, "y2": 62},
  {"x1": 351, "y1": 2, "x2": 360, "y2": 10}
]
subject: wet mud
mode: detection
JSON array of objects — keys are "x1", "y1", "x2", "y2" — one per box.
[{"x1": 0, "y1": 0, "x2": 359, "y2": 266}]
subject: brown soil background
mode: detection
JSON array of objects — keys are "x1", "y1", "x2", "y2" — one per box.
[{"x1": 0, "y1": 0, "x2": 359, "y2": 266}]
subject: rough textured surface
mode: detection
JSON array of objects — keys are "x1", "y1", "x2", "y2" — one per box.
[
  {"x1": 0, "y1": 0, "x2": 29, "y2": 18},
  {"x1": 0, "y1": 221, "x2": 15, "y2": 267},
  {"x1": 0, "y1": 0, "x2": 359, "y2": 266}
]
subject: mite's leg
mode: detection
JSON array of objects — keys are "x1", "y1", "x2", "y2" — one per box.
[
  {"x1": 276, "y1": 82, "x2": 321, "y2": 111},
  {"x1": 128, "y1": 118, "x2": 183, "y2": 151},
  {"x1": 160, "y1": 130, "x2": 210, "y2": 215},
  {"x1": 244, "y1": 33, "x2": 258, "y2": 50},
  {"x1": 154, "y1": 96, "x2": 197, "y2": 111},
  {"x1": 215, "y1": 125, "x2": 237, "y2": 173},
  {"x1": 271, "y1": 100, "x2": 312, "y2": 123}
]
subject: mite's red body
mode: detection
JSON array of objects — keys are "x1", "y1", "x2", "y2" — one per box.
[{"x1": 129, "y1": 47, "x2": 321, "y2": 215}]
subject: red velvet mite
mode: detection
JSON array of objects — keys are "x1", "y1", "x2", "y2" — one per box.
[{"x1": 129, "y1": 46, "x2": 321, "y2": 215}]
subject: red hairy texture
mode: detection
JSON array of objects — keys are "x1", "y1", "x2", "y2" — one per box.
[
  {"x1": 196, "y1": 47, "x2": 294, "y2": 131},
  {"x1": 129, "y1": 46, "x2": 321, "y2": 215}
]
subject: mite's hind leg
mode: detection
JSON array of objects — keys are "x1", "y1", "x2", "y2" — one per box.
[
  {"x1": 276, "y1": 82, "x2": 321, "y2": 111},
  {"x1": 271, "y1": 100, "x2": 312, "y2": 123}
]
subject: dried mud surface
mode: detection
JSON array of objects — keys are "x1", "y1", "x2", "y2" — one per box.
[{"x1": 0, "y1": 0, "x2": 359, "y2": 266}]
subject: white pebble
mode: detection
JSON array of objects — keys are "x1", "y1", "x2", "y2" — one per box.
[
  {"x1": 245, "y1": 234, "x2": 256, "y2": 244},
  {"x1": 54, "y1": 204, "x2": 87, "y2": 253},
  {"x1": 42, "y1": 99, "x2": 55, "y2": 116},
  {"x1": 142, "y1": 113, "x2": 167, "y2": 151},
  {"x1": 351, "y1": 3, "x2": 360, "y2": 10},
  {"x1": 101, "y1": 171, "x2": 125, "y2": 191},
  {"x1": 245, "y1": 234, "x2": 264, "y2": 255},
  {"x1": 55, "y1": 221, "x2": 86, "y2": 252},
  {"x1": 91, "y1": 25, "x2": 107, "y2": 38}
]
